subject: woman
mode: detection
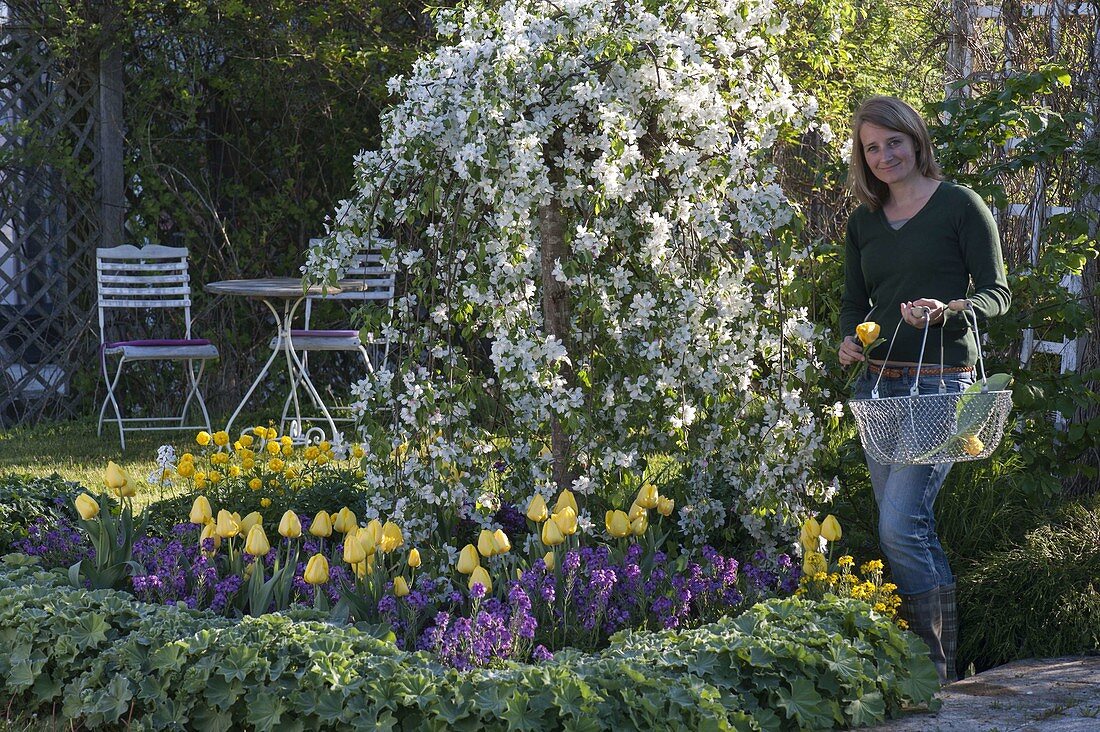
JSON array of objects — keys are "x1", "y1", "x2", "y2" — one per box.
[{"x1": 839, "y1": 96, "x2": 1011, "y2": 684}]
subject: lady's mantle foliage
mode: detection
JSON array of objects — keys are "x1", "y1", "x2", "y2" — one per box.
[
  {"x1": 306, "y1": 0, "x2": 831, "y2": 546},
  {"x1": 0, "y1": 559, "x2": 938, "y2": 730}
]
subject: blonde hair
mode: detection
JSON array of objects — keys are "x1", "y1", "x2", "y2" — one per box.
[{"x1": 848, "y1": 95, "x2": 942, "y2": 210}]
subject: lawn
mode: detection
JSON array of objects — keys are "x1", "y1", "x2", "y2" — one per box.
[{"x1": 0, "y1": 413, "x2": 277, "y2": 510}]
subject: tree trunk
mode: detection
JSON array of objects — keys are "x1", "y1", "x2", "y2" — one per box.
[{"x1": 538, "y1": 196, "x2": 573, "y2": 490}]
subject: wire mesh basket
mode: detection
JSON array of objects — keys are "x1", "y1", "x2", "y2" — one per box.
[{"x1": 848, "y1": 303, "x2": 1013, "y2": 465}]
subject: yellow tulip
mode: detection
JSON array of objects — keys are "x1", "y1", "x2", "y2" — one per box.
[
  {"x1": 856, "y1": 321, "x2": 881, "y2": 348},
  {"x1": 541, "y1": 518, "x2": 565, "y2": 547},
  {"x1": 244, "y1": 525, "x2": 270, "y2": 557},
  {"x1": 199, "y1": 521, "x2": 221, "y2": 554},
  {"x1": 657, "y1": 496, "x2": 675, "y2": 517},
  {"x1": 543, "y1": 551, "x2": 555, "y2": 570},
  {"x1": 278, "y1": 511, "x2": 302, "y2": 539},
  {"x1": 104, "y1": 461, "x2": 134, "y2": 498},
  {"x1": 628, "y1": 502, "x2": 646, "y2": 522},
  {"x1": 343, "y1": 533, "x2": 366, "y2": 564},
  {"x1": 552, "y1": 506, "x2": 578, "y2": 536},
  {"x1": 631, "y1": 512, "x2": 648, "y2": 536},
  {"x1": 379, "y1": 521, "x2": 404, "y2": 553},
  {"x1": 196, "y1": 431, "x2": 212, "y2": 446},
  {"x1": 962, "y1": 434, "x2": 984, "y2": 457},
  {"x1": 803, "y1": 551, "x2": 828, "y2": 576},
  {"x1": 477, "y1": 529, "x2": 496, "y2": 557},
  {"x1": 188, "y1": 495, "x2": 212, "y2": 525},
  {"x1": 554, "y1": 489, "x2": 578, "y2": 515},
  {"x1": 526, "y1": 494, "x2": 549, "y2": 522},
  {"x1": 393, "y1": 576, "x2": 410, "y2": 598},
  {"x1": 309, "y1": 510, "x2": 333, "y2": 538},
  {"x1": 239, "y1": 511, "x2": 263, "y2": 536},
  {"x1": 636, "y1": 483, "x2": 659, "y2": 510},
  {"x1": 74, "y1": 493, "x2": 99, "y2": 520},
  {"x1": 365, "y1": 518, "x2": 384, "y2": 545},
  {"x1": 803, "y1": 516, "x2": 821, "y2": 536},
  {"x1": 357, "y1": 528, "x2": 377, "y2": 557},
  {"x1": 333, "y1": 507, "x2": 357, "y2": 534},
  {"x1": 468, "y1": 566, "x2": 492, "y2": 593},
  {"x1": 492, "y1": 529, "x2": 512, "y2": 554},
  {"x1": 605, "y1": 510, "x2": 631, "y2": 538},
  {"x1": 215, "y1": 509, "x2": 240, "y2": 538},
  {"x1": 408, "y1": 548, "x2": 422, "y2": 569},
  {"x1": 303, "y1": 553, "x2": 329, "y2": 585},
  {"x1": 821, "y1": 515, "x2": 842, "y2": 543},
  {"x1": 457, "y1": 544, "x2": 480, "y2": 574}
]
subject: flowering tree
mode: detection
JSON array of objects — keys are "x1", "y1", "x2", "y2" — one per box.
[{"x1": 305, "y1": 0, "x2": 834, "y2": 546}]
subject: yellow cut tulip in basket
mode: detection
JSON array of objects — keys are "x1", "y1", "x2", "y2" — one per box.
[{"x1": 847, "y1": 301, "x2": 1013, "y2": 465}]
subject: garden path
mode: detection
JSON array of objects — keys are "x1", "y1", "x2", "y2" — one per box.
[{"x1": 868, "y1": 656, "x2": 1100, "y2": 731}]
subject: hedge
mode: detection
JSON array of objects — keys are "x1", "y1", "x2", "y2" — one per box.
[{"x1": 0, "y1": 555, "x2": 938, "y2": 730}]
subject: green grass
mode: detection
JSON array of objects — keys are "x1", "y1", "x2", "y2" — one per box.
[{"x1": 0, "y1": 413, "x2": 276, "y2": 510}]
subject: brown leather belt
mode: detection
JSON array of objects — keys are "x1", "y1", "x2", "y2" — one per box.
[{"x1": 868, "y1": 363, "x2": 975, "y2": 379}]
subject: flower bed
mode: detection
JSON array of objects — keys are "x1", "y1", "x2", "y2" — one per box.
[{"x1": 0, "y1": 558, "x2": 938, "y2": 730}]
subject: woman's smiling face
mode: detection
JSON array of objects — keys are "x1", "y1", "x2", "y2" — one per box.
[{"x1": 859, "y1": 122, "x2": 919, "y2": 187}]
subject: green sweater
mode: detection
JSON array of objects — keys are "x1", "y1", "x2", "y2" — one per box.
[{"x1": 840, "y1": 182, "x2": 1011, "y2": 366}]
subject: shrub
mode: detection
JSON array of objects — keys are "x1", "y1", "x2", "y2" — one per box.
[
  {"x1": 959, "y1": 495, "x2": 1100, "y2": 672},
  {"x1": 0, "y1": 557, "x2": 938, "y2": 730}
]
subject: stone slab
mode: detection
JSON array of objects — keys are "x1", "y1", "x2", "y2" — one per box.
[{"x1": 866, "y1": 657, "x2": 1100, "y2": 731}]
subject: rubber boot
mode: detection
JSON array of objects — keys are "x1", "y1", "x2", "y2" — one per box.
[
  {"x1": 939, "y1": 583, "x2": 958, "y2": 683},
  {"x1": 899, "y1": 587, "x2": 948, "y2": 685}
]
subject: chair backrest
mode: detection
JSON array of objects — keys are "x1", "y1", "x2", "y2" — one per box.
[
  {"x1": 96, "y1": 244, "x2": 195, "y2": 343},
  {"x1": 309, "y1": 238, "x2": 395, "y2": 302}
]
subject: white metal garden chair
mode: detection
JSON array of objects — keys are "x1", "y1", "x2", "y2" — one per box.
[
  {"x1": 273, "y1": 239, "x2": 394, "y2": 438},
  {"x1": 96, "y1": 244, "x2": 219, "y2": 449}
]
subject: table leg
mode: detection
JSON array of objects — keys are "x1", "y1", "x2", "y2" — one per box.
[
  {"x1": 225, "y1": 297, "x2": 284, "y2": 436},
  {"x1": 284, "y1": 296, "x2": 344, "y2": 445}
]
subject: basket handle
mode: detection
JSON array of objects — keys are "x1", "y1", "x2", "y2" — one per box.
[
  {"x1": 950, "y1": 299, "x2": 991, "y2": 392},
  {"x1": 868, "y1": 309, "x2": 931, "y2": 399},
  {"x1": 869, "y1": 300, "x2": 982, "y2": 399}
]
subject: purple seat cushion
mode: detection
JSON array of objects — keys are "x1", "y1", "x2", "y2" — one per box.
[
  {"x1": 290, "y1": 329, "x2": 359, "y2": 337},
  {"x1": 104, "y1": 338, "x2": 213, "y2": 348}
]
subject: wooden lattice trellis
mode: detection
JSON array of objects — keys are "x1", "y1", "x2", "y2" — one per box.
[
  {"x1": 0, "y1": 15, "x2": 121, "y2": 427},
  {"x1": 949, "y1": 1, "x2": 1100, "y2": 490}
]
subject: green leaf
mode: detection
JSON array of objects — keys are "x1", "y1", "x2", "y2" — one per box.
[
  {"x1": 899, "y1": 655, "x2": 941, "y2": 704},
  {"x1": 775, "y1": 678, "x2": 831, "y2": 727},
  {"x1": 220, "y1": 644, "x2": 260, "y2": 681},
  {"x1": 72, "y1": 612, "x2": 110, "y2": 649},
  {"x1": 845, "y1": 691, "x2": 886, "y2": 726},
  {"x1": 246, "y1": 691, "x2": 286, "y2": 731},
  {"x1": 206, "y1": 675, "x2": 244, "y2": 709},
  {"x1": 503, "y1": 692, "x2": 543, "y2": 731}
]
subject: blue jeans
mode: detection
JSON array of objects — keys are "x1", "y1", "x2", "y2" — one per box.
[{"x1": 853, "y1": 369, "x2": 974, "y2": 595}]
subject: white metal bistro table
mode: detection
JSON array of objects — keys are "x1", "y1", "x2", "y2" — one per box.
[{"x1": 205, "y1": 277, "x2": 347, "y2": 444}]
